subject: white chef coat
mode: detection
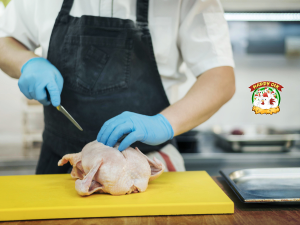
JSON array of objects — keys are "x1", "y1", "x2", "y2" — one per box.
[
  {"x1": 0, "y1": 0, "x2": 234, "y2": 99},
  {"x1": 0, "y1": 2, "x2": 4, "y2": 17}
]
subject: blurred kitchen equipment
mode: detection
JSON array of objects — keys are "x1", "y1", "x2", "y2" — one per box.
[
  {"x1": 223, "y1": 9, "x2": 300, "y2": 57},
  {"x1": 285, "y1": 36, "x2": 300, "y2": 57},
  {"x1": 215, "y1": 133, "x2": 300, "y2": 152},
  {"x1": 213, "y1": 125, "x2": 300, "y2": 152},
  {"x1": 228, "y1": 20, "x2": 300, "y2": 56},
  {"x1": 220, "y1": 168, "x2": 300, "y2": 203}
]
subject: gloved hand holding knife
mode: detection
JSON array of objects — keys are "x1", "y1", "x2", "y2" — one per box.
[
  {"x1": 19, "y1": 57, "x2": 63, "y2": 107},
  {"x1": 19, "y1": 57, "x2": 82, "y2": 131}
]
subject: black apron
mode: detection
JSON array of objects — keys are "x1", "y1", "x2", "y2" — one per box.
[{"x1": 36, "y1": 0, "x2": 173, "y2": 174}]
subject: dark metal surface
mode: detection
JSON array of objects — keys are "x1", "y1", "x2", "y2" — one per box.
[{"x1": 220, "y1": 168, "x2": 300, "y2": 203}]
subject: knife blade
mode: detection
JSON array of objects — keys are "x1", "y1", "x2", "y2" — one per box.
[
  {"x1": 56, "y1": 105, "x2": 83, "y2": 131},
  {"x1": 46, "y1": 89, "x2": 83, "y2": 131}
]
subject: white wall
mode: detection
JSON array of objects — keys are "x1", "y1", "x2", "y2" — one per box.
[{"x1": 0, "y1": 70, "x2": 23, "y2": 144}]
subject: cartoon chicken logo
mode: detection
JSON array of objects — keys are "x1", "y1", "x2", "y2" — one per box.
[{"x1": 249, "y1": 81, "x2": 283, "y2": 115}]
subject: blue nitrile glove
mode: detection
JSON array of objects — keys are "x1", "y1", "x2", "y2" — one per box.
[
  {"x1": 18, "y1": 57, "x2": 63, "y2": 106},
  {"x1": 97, "y1": 111, "x2": 174, "y2": 151}
]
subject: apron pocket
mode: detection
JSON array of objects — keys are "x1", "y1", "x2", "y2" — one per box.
[
  {"x1": 76, "y1": 46, "x2": 109, "y2": 90},
  {"x1": 62, "y1": 35, "x2": 132, "y2": 94}
]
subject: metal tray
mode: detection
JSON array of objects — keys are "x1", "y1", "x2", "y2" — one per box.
[
  {"x1": 220, "y1": 168, "x2": 300, "y2": 203},
  {"x1": 215, "y1": 134, "x2": 300, "y2": 152}
]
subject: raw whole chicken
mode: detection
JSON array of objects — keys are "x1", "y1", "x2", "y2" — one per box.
[{"x1": 58, "y1": 141, "x2": 165, "y2": 196}]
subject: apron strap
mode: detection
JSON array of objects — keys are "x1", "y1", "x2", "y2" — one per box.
[
  {"x1": 59, "y1": 0, "x2": 74, "y2": 16},
  {"x1": 136, "y1": 0, "x2": 149, "y2": 25},
  {"x1": 59, "y1": 0, "x2": 148, "y2": 24}
]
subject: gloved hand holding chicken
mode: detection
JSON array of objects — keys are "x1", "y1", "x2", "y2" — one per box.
[{"x1": 97, "y1": 111, "x2": 174, "y2": 151}]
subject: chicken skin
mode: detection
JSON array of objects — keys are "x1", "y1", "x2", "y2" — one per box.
[{"x1": 58, "y1": 141, "x2": 165, "y2": 196}]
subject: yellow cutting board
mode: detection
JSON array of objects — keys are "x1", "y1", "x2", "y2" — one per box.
[{"x1": 0, "y1": 171, "x2": 233, "y2": 221}]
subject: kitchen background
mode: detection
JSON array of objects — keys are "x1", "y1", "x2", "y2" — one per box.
[{"x1": 0, "y1": 0, "x2": 300, "y2": 175}]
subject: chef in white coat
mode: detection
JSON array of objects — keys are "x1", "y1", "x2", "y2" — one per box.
[{"x1": 0, "y1": 0, "x2": 235, "y2": 173}]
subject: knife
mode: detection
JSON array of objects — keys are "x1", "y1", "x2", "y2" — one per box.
[
  {"x1": 46, "y1": 89, "x2": 83, "y2": 131},
  {"x1": 56, "y1": 105, "x2": 83, "y2": 131}
]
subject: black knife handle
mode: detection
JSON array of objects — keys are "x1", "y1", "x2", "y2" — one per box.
[{"x1": 46, "y1": 88, "x2": 51, "y2": 102}]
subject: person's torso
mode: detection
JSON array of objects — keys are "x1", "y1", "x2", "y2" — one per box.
[
  {"x1": 29, "y1": 0, "x2": 186, "y2": 88},
  {"x1": 44, "y1": 0, "x2": 172, "y2": 155}
]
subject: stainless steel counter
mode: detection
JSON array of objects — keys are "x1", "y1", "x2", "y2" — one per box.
[
  {"x1": 183, "y1": 150, "x2": 300, "y2": 176},
  {"x1": 182, "y1": 132, "x2": 300, "y2": 175},
  {"x1": 0, "y1": 160, "x2": 37, "y2": 176}
]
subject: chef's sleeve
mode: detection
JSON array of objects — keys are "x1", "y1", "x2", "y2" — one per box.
[
  {"x1": 178, "y1": 0, "x2": 235, "y2": 77},
  {"x1": 0, "y1": 0, "x2": 39, "y2": 51}
]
